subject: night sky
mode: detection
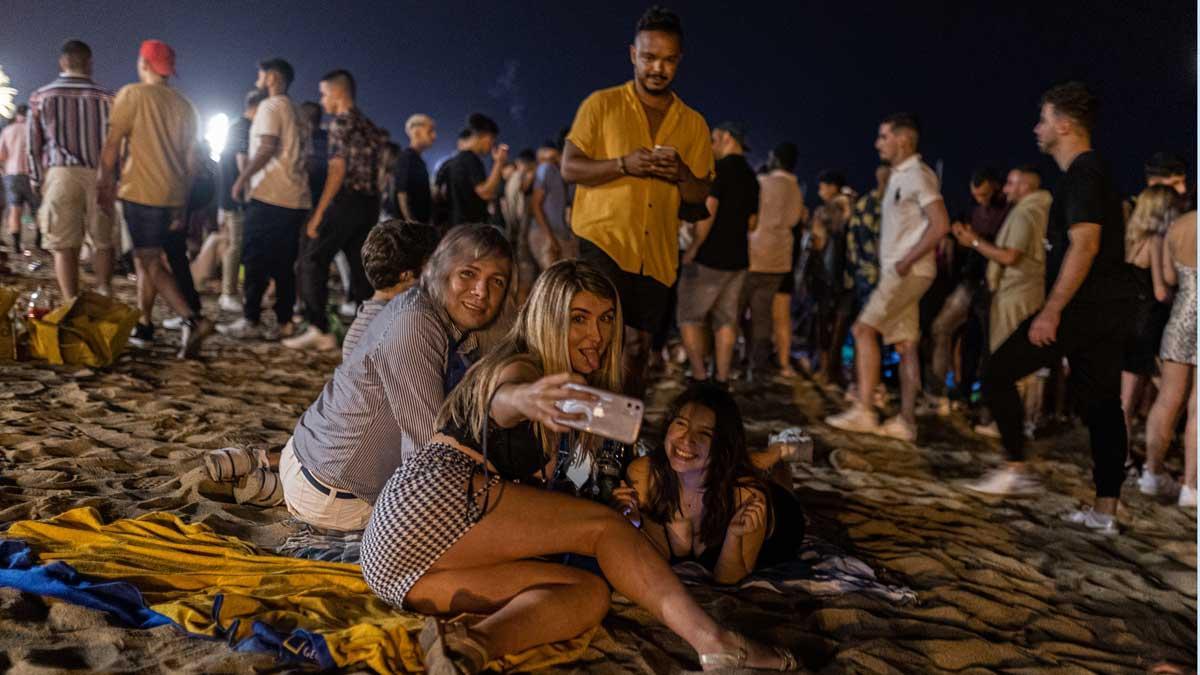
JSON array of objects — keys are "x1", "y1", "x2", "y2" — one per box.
[{"x1": 3, "y1": 1, "x2": 1196, "y2": 213}]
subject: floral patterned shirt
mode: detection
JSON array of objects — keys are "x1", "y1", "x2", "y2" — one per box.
[
  {"x1": 845, "y1": 189, "x2": 884, "y2": 303},
  {"x1": 327, "y1": 107, "x2": 387, "y2": 195}
]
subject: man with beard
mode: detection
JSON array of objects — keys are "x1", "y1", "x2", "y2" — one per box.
[
  {"x1": 562, "y1": 5, "x2": 714, "y2": 397},
  {"x1": 968, "y1": 83, "x2": 1134, "y2": 537}
]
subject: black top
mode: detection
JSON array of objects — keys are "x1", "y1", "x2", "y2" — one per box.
[
  {"x1": 396, "y1": 148, "x2": 432, "y2": 223},
  {"x1": 217, "y1": 116, "x2": 251, "y2": 210},
  {"x1": 307, "y1": 127, "x2": 329, "y2": 209},
  {"x1": 1046, "y1": 150, "x2": 1133, "y2": 308},
  {"x1": 667, "y1": 481, "x2": 804, "y2": 574},
  {"x1": 695, "y1": 154, "x2": 759, "y2": 270},
  {"x1": 960, "y1": 195, "x2": 1010, "y2": 283},
  {"x1": 441, "y1": 419, "x2": 546, "y2": 482},
  {"x1": 446, "y1": 150, "x2": 489, "y2": 226}
]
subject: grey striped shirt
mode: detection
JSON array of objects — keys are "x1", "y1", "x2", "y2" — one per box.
[
  {"x1": 292, "y1": 286, "x2": 477, "y2": 503},
  {"x1": 342, "y1": 299, "x2": 387, "y2": 360}
]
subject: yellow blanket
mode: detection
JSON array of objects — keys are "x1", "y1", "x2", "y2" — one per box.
[{"x1": 7, "y1": 507, "x2": 592, "y2": 673}]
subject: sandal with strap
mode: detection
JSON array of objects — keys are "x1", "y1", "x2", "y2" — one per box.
[
  {"x1": 419, "y1": 617, "x2": 490, "y2": 675},
  {"x1": 698, "y1": 634, "x2": 800, "y2": 671}
]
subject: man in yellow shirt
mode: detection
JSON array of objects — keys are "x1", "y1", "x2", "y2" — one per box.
[{"x1": 562, "y1": 6, "x2": 714, "y2": 396}]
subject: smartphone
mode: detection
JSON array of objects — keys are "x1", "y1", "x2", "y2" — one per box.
[
  {"x1": 555, "y1": 383, "x2": 645, "y2": 445},
  {"x1": 653, "y1": 145, "x2": 677, "y2": 157}
]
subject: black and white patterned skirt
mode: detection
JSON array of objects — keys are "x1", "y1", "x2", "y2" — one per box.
[{"x1": 360, "y1": 442, "x2": 500, "y2": 608}]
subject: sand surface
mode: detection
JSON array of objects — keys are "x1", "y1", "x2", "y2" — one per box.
[{"x1": 0, "y1": 259, "x2": 1195, "y2": 674}]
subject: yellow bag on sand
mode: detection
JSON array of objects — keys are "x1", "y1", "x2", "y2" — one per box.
[
  {"x1": 27, "y1": 291, "x2": 141, "y2": 367},
  {"x1": 0, "y1": 287, "x2": 17, "y2": 361}
]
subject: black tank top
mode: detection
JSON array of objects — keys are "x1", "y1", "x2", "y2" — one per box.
[{"x1": 441, "y1": 419, "x2": 546, "y2": 482}]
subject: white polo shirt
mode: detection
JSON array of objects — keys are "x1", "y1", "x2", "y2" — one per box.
[{"x1": 879, "y1": 153, "x2": 942, "y2": 278}]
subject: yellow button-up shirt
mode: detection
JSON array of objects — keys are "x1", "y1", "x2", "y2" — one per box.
[{"x1": 567, "y1": 81, "x2": 713, "y2": 287}]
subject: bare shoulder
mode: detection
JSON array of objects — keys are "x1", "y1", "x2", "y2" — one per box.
[
  {"x1": 496, "y1": 357, "x2": 541, "y2": 386},
  {"x1": 733, "y1": 482, "x2": 767, "y2": 506}
]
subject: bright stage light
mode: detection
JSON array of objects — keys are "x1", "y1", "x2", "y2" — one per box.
[
  {"x1": 205, "y1": 113, "x2": 229, "y2": 162},
  {"x1": 0, "y1": 67, "x2": 17, "y2": 120}
]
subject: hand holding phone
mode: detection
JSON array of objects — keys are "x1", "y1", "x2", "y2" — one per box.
[
  {"x1": 651, "y1": 145, "x2": 680, "y2": 181},
  {"x1": 554, "y1": 383, "x2": 644, "y2": 445}
]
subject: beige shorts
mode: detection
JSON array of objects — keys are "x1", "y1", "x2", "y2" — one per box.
[
  {"x1": 38, "y1": 167, "x2": 117, "y2": 251},
  {"x1": 857, "y1": 271, "x2": 934, "y2": 345}
]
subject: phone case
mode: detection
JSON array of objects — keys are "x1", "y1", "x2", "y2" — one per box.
[{"x1": 556, "y1": 384, "x2": 644, "y2": 445}]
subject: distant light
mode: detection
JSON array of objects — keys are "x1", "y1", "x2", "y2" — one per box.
[
  {"x1": 205, "y1": 113, "x2": 229, "y2": 162},
  {"x1": 0, "y1": 67, "x2": 17, "y2": 120}
]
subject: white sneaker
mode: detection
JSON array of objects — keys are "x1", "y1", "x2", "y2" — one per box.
[
  {"x1": 878, "y1": 415, "x2": 917, "y2": 442},
  {"x1": 1178, "y1": 485, "x2": 1196, "y2": 508},
  {"x1": 219, "y1": 294, "x2": 243, "y2": 313},
  {"x1": 281, "y1": 325, "x2": 337, "y2": 352},
  {"x1": 215, "y1": 318, "x2": 262, "y2": 340},
  {"x1": 338, "y1": 302, "x2": 358, "y2": 318},
  {"x1": 965, "y1": 467, "x2": 1040, "y2": 496},
  {"x1": 825, "y1": 407, "x2": 880, "y2": 434},
  {"x1": 974, "y1": 422, "x2": 1001, "y2": 438},
  {"x1": 1062, "y1": 507, "x2": 1118, "y2": 536},
  {"x1": 162, "y1": 316, "x2": 185, "y2": 331},
  {"x1": 1138, "y1": 470, "x2": 1180, "y2": 498}
]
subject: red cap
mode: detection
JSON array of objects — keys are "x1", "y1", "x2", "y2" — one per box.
[{"x1": 139, "y1": 39, "x2": 176, "y2": 77}]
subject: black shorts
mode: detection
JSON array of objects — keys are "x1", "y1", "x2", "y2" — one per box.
[
  {"x1": 3, "y1": 175, "x2": 35, "y2": 207},
  {"x1": 578, "y1": 237, "x2": 671, "y2": 335},
  {"x1": 121, "y1": 200, "x2": 174, "y2": 250}
]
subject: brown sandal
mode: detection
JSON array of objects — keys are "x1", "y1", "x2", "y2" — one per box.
[{"x1": 419, "y1": 617, "x2": 490, "y2": 675}]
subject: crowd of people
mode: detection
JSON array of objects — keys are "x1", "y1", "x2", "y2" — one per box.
[{"x1": 0, "y1": 4, "x2": 1195, "y2": 672}]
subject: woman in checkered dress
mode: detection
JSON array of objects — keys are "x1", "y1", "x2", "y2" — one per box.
[{"x1": 360, "y1": 260, "x2": 796, "y2": 672}]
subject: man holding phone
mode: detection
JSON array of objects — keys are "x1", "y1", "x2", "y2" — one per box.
[{"x1": 562, "y1": 6, "x2": 714, "y2": 397}]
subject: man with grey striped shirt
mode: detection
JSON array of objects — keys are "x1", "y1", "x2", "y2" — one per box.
[{"x1": 280, "y1": 224, "x2": 514, "y2": 531}]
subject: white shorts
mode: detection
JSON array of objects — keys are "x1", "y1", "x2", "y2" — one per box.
[{"x1": 279, "y1": 438, "x2": 373, "y2": 532}]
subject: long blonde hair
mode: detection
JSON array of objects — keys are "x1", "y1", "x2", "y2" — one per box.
[
  {"x1": 436, "y1": 259, "x2": 624, "y2": 463},
  {"x1": 1127, "y1": 185, "x2": 1183, "y2": 261}
]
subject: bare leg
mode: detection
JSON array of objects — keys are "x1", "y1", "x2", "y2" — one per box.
[
  {"x1": 1144, "y1": 361, "x2": 1191, "y2": 475},
  {"x1": 622, "y1": 328, "x2": 655, "y2": 399},
  {"x1": 680, "y1": 323, "x2": 709, "y2": 380},
  {"x1": 405, "y1": 482, "x2": 786, "y2": 667},
  {"x1": 713, "y1": 324, "x2": 737, "y2": 382},
  {"x1": 92, "y1": 246, "x2": 114, "y2": 295},
  {"x1": 1185, "y1": 370, "x2": 1197, "y2": 490},
  {"x1": 52, "y1": 247, "x2": 81, "y2": 300},
  {"x1": 409, "y1": 561, "x2": 609, "y2": 658},
  {"x1": 133, "y1": 249, "x2": 195, "y2": 319},
  {"x1": 852, "y1": 321, "x2": 881, "y2": 411},
  {"x1": 771, "y1": 294, "x2": 795, "y2": 374},
  {"x1": 896, "y1": 340, "x2": 921, "y2": 424},
  {"x1": 1120, "y1": 371, "x2": 1144, "y2": 461}
]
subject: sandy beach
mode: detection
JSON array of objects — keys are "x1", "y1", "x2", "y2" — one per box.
[{"x1": 0, "y1": 255, "x2": 1195, "y2": 674}]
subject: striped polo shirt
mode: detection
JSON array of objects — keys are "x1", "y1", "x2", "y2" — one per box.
[
  {"x1": 291, "y1": 286, "x2": 478, "y2": 504},
  {"x1": 27, "y1": 74, "x2": 114, "y2": 185}
]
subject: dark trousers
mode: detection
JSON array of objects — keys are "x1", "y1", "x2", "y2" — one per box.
[
  {"x1": 163, "y1": 226, "x2": 202, "y2": 315},
  {"x1": 243, "y1": 199, "x2": 305, "y2": 324},
  {"x1": 982, "y1": 303, "x2": 1132, "y2": 498},
  {"x1": 299, "y1": 190, "x2": 378, "y2": 331}
]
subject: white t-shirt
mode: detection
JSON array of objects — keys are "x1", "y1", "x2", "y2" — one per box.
[
  {"x1": 248, "y1": 95, "x2": 311, "y2": 210},
  {"x1": 879, "y1": 153, "x2": 942, "y2": 278}
]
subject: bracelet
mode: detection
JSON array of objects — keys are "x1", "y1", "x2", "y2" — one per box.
[
  {"x1": 616, "y1": 155, "x2": 627, "y2": 176},
  {"x1": 971, "y1": 239, "x2": 980, "y2": 249}
]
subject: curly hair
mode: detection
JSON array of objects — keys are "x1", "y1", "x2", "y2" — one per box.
[
  {"x1": 636, "y1": 5, "x2": 683, "y2": 43},
  {"x1": 1041, "y1": 81, "x2": 1098, "y2": 135},
  {"x1": 361, "y1": 220, "x2": 439, "y2": 291}
]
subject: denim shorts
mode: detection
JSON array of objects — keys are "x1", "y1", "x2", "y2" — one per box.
[{"x1": 120, "y1": 200, "x2": 174, "y2": 250}]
